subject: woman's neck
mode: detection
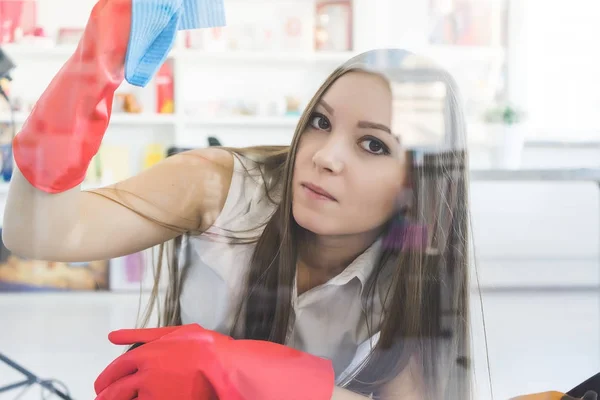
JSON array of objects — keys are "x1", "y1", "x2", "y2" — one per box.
[{"x1": 295, "y1": 227, "x2": 381, "y2": 293}]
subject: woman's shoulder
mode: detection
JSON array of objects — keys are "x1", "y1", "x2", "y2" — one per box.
[
  {"x1": 175, "y1": 146, "x2": 235, "y2": 172},
  {"x1": 203, "y1": 148, "x2": 283, "y2": 235}
]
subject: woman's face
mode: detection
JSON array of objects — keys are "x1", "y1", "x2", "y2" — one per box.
[{"x1": 292, "y1": 71, "x2": 406, "y2": 237}]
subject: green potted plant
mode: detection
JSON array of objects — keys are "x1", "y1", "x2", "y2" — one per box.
[
  {"x1": 483, "y1": 104, "x2": 526, "y2": 125},
  {"x1": 482, "y1": 103, "x2": 527, "y2": 169}
]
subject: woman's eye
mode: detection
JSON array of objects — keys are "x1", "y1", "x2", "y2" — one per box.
[
  {"x1": 309, "y1": 113, "x2": 331, "y2": 131},
  {"x1": 360, "y1": 138, "x2": 390, "y2": 155}
]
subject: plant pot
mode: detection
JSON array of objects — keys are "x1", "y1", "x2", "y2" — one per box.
[{"x1": 487, "y1": 123, "x2": 526, "y2": 169}]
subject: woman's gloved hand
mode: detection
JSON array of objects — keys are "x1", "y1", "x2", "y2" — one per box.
[
  {"x1": 94, "y1": 323, "x2": 335, "y2": 400},
  {"x1": 12, "y1": 0, "x2": 131, "y2": 194}
]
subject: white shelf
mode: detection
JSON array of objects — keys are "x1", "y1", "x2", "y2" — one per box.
[
  {"x1": 1, "y1": 43, "x2": 355, "y2": 64},
  {"x1": 110, "y1": 113, "x2": 176, "y2": 125},
  {"x1": 184, "y1": 115, "x2": 299, "y2": 127},
  {"x1": 0, "y1": 43, "x2": 78, "y2": 58},
  {"x1": 0, "y1": 112, "x2": 177, "y2": 126},
  {"x1": 0, "y1": 112, "x2": 299, "y2": 128},
  {"x1": 1, "y1": 42, "x2": 502, "y2": 62},
  {"x1": 173, "y1": 48, "x2": 356, "y2": 64},
  {"x1": 0, "y1": 43, "x2": 172, "y2": 60}
]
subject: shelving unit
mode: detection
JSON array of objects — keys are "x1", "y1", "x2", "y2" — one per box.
[
  {"x1": 0, "y1": 42, "x2": 360, "y2": 146},
  {"x1": 0, "y1": 39, "x2": 506, "y2": 199},
  {"x1": 0, "y1": 0, "x2": 507, "y2": 188}
]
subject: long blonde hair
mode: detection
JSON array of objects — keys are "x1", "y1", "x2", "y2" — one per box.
[{"x1": 127, "y1": 56, "x2": 471, "y2": 400}]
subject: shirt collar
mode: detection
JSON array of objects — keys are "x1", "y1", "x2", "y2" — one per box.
[{"x1": 326, "y1": 237, "x2": 383, "y2": 287}]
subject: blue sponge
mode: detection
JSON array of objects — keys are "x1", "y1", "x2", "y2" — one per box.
[{"x1": 125, "y1": 0, "x2": 226, "y2": 87}]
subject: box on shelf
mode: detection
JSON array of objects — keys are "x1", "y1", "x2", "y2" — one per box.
[
  {"x1": 184, "y1": 0, "x2": 316, "y2": 53},
  {"x1": 110, "y1": 247, "x2": 170, "y2": 292},
  {"x1": 84, "y1": 144, "x2": 131, "y2": 187},
  {"x1": 315, "y1": 0, "x2": 353, "y2": 52},
  {"x1": 84, "y1": 142, "x2": 167, "y2": 187},
  {"x1": 56, "y1": 27, "x2": 85, "y2": 45},
  {"x1": 143, "y1": 143, "x2": 166, "y2": 170},
  {"x1": 0, "y1": 0, "x2": 37, "y2": 44},
  {"x1": 183, "y1": 93, "x2": 307, "y2": 119},
  {"x1": 109, "y1": 251, "x2": 145, "y2": 291},
  {"x1": 114, "y1": 93, "x2": 143, "y2": 113},
  {"x1": 156, "y1": 61, "x2": 174, "y2": 114},
  {"x1": 428, "y1": 0, "x2": 506, "y2": 47}
]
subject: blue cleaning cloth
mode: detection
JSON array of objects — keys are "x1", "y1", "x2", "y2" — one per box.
[{"x1": 125, "y1": 0, "x2": 226, "y2": 87}]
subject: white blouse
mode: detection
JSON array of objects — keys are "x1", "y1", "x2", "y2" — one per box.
[{"x1": 179, "y1": 154, "x2": 383, "y2": 383}]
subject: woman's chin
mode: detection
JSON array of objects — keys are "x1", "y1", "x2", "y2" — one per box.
[{"x1": 292, "y1": 206, "x2": 338, "y2": 236}]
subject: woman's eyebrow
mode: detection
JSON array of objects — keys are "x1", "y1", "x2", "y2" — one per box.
[
  {"x1": 318, "y1": 99, "x2": 335, "y2": 115},
  {"x1": 318, "y1": 100, "x2": 397, "y2": 140},
  {"x1": 357, "y1": 120, "x2": 392, "y2": 134}
]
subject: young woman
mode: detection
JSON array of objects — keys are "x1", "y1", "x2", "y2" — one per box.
[
  {"x1": 3, "y1": 1, "x2": 590, "y2": 399},
  {"x1": 5, "y1": 44, "x2": 470, "y2": 400}
]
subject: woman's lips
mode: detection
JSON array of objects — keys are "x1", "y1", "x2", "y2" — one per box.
[{"x1": 301, "y1": 183, "x2": 337, "y2": 202}]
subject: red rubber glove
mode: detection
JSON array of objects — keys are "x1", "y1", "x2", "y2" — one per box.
[
  {"x1": 12, "y1": 0, "x2": 130, "y2": 193},
  {"x1": 94, "y1": 324, "x2": 335, "y2": 400}
]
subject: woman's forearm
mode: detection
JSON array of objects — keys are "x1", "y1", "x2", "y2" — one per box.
[{"x1": 331, "y1": 387, "x2": 372, "y2": 399}]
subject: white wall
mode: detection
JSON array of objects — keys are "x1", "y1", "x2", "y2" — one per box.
[{"x1": 508, "y1": 0, "x2": 600, "y2": 139}]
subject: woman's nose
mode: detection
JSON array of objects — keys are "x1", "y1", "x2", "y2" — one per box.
[{"x1": 312, "y1": 139, "x2": 345, "y2": 174}]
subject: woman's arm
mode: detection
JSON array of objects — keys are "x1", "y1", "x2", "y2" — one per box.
[{"x1": 3, "y1": 148, "x2": 233, "y2": 262}]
